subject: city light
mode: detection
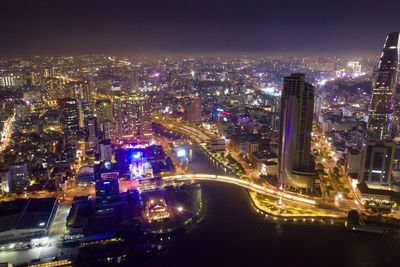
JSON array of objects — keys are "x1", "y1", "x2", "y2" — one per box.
[
  {"x1": 177, "y1": 149, "x2": 186, "y2": 157},
  {"x1": 0, "y1": 18, "x2": 399, "y2": 265}
]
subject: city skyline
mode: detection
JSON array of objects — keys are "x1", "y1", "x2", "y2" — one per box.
[{"x1": 2, "y1": 2, "x2": 400, "y2": 265}]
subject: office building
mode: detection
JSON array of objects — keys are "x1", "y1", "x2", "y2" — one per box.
[
  {"x1": 131, "y1": 69, "x2": 140, "y2": 93},
  {"x1": 94, "y1": 161, "x2": 120, "y2": 206},
  {"x1": 58, "y1": 98, "x2": 80, "y2": 134},
  {"x1": 87, "y1": 118, "x2": 97, "y2": 149},
  {"x1": 367, "y1": 32, "x2": 400, "y2": 140},
  {"x1": 346, "y1": 61, "x2": 361, "y2": 74},
  {"x1": 279, "y1": 73, "x2": 315, "y2": 192},
  {"x1": 0, "y1": 76, "x2": 15, "y2": 87},
  {"x1": 95, "y1": 179, "x2": 120, "y2": 206},
  {"x1": 359, "y1": 140, "x2": 395, "y2": 189},
  {"x1": 185, "y1": 98, "x2": 202, "y2": 123},
  {"x1": 99, "y1": 139, "x2": 112, "y2": 161},
  {"x1": 113, "y1": 94, "x2": 151, "y2": 141},
  {"x1": 138, "y1": 97, "x2": 152, "y2": 137},
  {"x1": 8, "y1": 163, "x2": 29, "y2": 191},
  {"x1": 0, "y1": 168, "x2": 11, "y2": 193}
]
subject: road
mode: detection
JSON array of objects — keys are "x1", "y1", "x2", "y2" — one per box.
[
  {"x1": 163, "y1": 174, "x2": 348, "y2": 217},
  {"x1": 0, "y1": 112, "x2": 15, "y2": 153},
  {"x1": 312, "y1": 130, "x2": 363, "y2": 211}
]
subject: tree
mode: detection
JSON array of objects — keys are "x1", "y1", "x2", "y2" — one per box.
[
  {"x1": 165, "y1": 157, "x2": 175, "y2": 171},
  {"x1": 333, "y1": 166, "x2": 340, "y2": 174},
  {"x1": 316, "y1": 163, "x2": 324, "y2": 170}
]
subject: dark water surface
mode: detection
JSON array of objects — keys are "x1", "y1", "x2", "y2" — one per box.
[{"x1": 129, "y1": 146, "x2": 400, "y2": 267}]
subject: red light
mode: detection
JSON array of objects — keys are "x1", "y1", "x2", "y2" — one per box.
[{"x1": 315, "y1": 61, "x2": 319, "y2": 64}]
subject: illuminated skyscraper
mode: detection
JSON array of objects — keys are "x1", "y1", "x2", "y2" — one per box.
[
  {"x1": 95, "y1": 99, "x2": 113, "y2": 134},
  {"x1": 113, "y1": 94, "x2": 151, "y2": 141},
  {"x1": 58, "y1": 98, "x2": 79, "y2": 134},
  {"x1": 367, "y1": 32, "x2": 400, "y2": 140},
  {"x1": 138, "y1": 97, "x2": 152, "y2": 137},
  {"x1": 131, "y1": 69, "x2": 140, "y2": 93},
  {"x1": 279, "y1": 74, "x2": 315, "y2": 192}
]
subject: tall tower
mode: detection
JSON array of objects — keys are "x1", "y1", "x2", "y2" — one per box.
[
  {"x1": 131, "y1": 69, "x2": 140, "y2": 93},
  {"x1": 279, "y1": 73, "x2": 315, "y2": 192},
  {"x1": 58, "y1": 98, "x2": 79, "y2": 134},
  {"x1": 138, "y1": 97, "x2": 152, "y2": 137},
  {"x1": 367, "y1": 32, "x2": 400, "y2": 140},
  {"x1": 95, "y1": 99, "x2": 113, "y2": 136}
]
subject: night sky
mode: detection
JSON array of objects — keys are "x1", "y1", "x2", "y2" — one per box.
[{"x1": 1, "y1": 0, "x2": 400, "y2": 56}]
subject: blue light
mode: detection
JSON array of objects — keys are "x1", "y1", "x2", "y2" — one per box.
[
  {"x1": 216, "y1": 108, "x2": 224, "y2": 112},
  {"x1": 131, "y1": 149, "x2": 143, "y2": 161},
  {"x1": 103, "y1": 181, "x2": 110, "y2": 185}
]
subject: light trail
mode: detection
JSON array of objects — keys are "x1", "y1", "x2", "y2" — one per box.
[
  {"x1": 163, "y1": 174, "x2": 316, "y2": 205},
  {"x1": 0, "y1": 112, "x2": 15, "y2": 153}
]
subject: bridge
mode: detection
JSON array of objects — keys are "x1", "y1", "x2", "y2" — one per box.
[{"x1": 162, "y1": 174, "x2": 317, "y2": 205}]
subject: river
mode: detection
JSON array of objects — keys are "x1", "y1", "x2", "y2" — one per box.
[{"x1": 128, "y1": 145, "x2": 400, "y2": 267}]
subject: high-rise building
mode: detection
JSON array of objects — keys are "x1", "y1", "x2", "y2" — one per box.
[
  {"x1": 113, "y1": 95, "x2": 139, "y2": 140},
  {"x1": 0, "y1": 168, "x2": 11, "y2": 193},
  {"x1": 279, "y1": 73, "x2": 315, "y2": 192},
  {"x1": 81, "y1": 100, "x2": 94, "y2": 135},
  {"x1": 131, "y1": 69, "x2": 140, "y2": 93},
  {"x1": 113, "y1": 94, "x2": 151, "y2": 141},
  {"x1": 58, "y1": 98, "x2": 79, "y2": 134},
  {"x1": 87, "y1": 118, "x2": 97, "y2": 149},
  {"x1": 359, "y1": 140, "x2": 395, "y2": 189},
  {"x1": 138, "y1": 97, "x2": 152, "y2": 137},
  {"x1": 8, "y1": 163, "x2": 29, "y2": 191},
  {"x1": 64, "y1": 81, "x2": 91, "y2": 103},
  {"x1": 14, "y1": 100, "x2": 30, "y2": 121},
  {"x1": 95, "y1": 99, "x2": 113, "y2": 135},
  {"x1": 99, "y1": 139, "x2": 112, "y2": 161},
  {"x1": 44, "y1": 67, "x2": 57, "y2": 78},
  {"x1": 95, "y1": 179, "x2": 120, "y2": 206},
  {"x1": 346, "y1": 61, "x2": 362, "y2": 74},
  {"x1": 0, "y1": 76, "x2": 15, "y2": 87},
  {"x1": 185, "y1": 98, "x2": 202, "y2": 123},
  {"x1": 94, "y1": 161, "x2": 120, "y2": 206},
  {"x1": 367, "y1": 32, "x2": 400, "y2": 140}
]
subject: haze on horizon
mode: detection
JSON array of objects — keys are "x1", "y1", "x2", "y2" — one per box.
[{"x1": 1, "y1": 0, "x2": 400, "y2": 57}]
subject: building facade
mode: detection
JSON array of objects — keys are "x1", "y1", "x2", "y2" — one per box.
[
  {"x1": 113, "y1": 94, "x2": 151, "y2": 141},
  {"x1": 359, "y1": 141, "x2": 395, "y2": 189},
  {"x1": 279, "y1": 73, "x2": 315, "y2": 192},
  {"x1": 58, "y1": 98, "x2": 79, "y2": 134},
  {"x1": 367, "y1": 32, "x2": 400, "y2": 140}
]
